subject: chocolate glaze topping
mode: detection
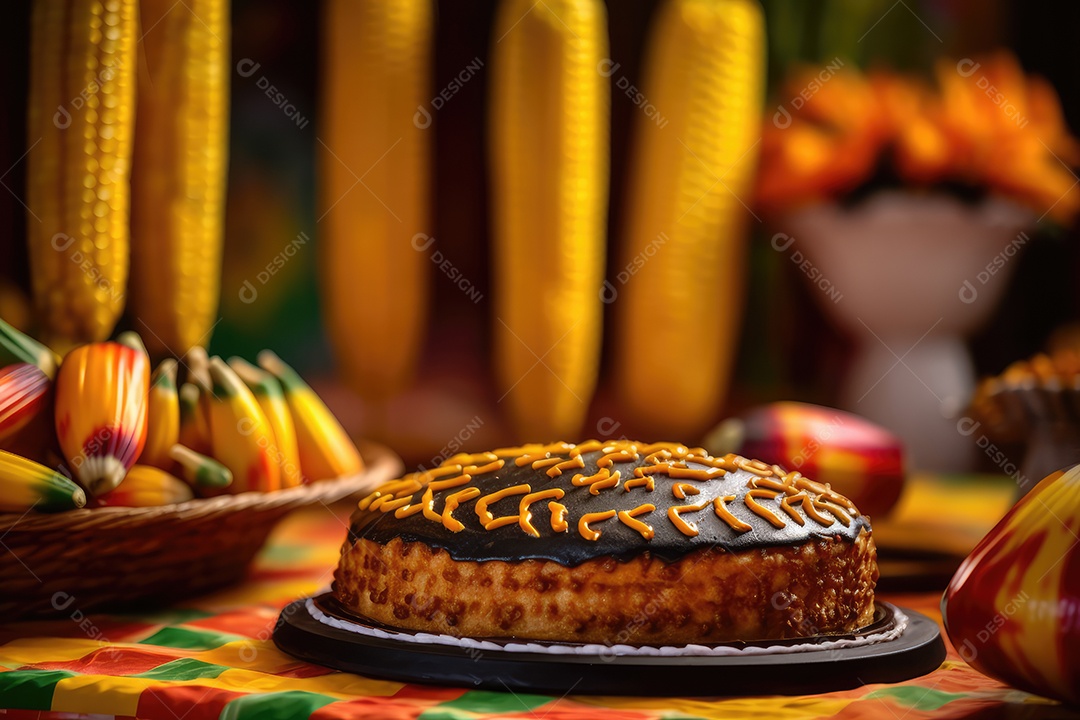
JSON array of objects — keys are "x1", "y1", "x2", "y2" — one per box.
[{"x1": 348, "y1": 440, "x2": 870, "y2": 566}]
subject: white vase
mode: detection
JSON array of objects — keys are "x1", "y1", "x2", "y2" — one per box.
[{"x1": 780, "y1": 191, "x2": 1034, "y2": 472}]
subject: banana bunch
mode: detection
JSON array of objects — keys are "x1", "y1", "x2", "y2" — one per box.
[{"x1": 0, "y1": 319, "x2": 365, "y2": 514}]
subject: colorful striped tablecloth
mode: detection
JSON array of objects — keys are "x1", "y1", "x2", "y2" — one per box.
[{"x1": 0, "y1": 476, "x2": 1070, "y2": 719}]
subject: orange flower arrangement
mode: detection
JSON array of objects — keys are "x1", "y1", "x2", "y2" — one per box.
[{"x1": 756, "y1": 52, "x2": 1080, "y2": 224}]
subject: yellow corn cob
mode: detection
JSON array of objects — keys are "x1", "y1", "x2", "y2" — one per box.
[
  {"x1": 490, "y1": 0, "x2": 609, "y2": 440},
  {"x1": 129, "y1": 0, "x2": 228, "y2": 357},
  {"x1": 54, "y1": 340, "x2": 150, "y2": 496},
  {"x1": 0, "y1": 449, "x2": 86, "y2": 513},
  {"x1": 612, "y1": 0, "x2": 764, "y2": 438},
  {"x1": 206, "y1": 357, "x2": 280, "y2": 493},
  {"x1": 93, "y1": 464, "x2": 193, "y2": 507},
  {"x1": 229, "y1": 357, "x2": 302, "y2": 488},
  {"x1": 142, "y1": 359, "x2": 179, "y2": 469},
  {"x1": 321, "y1": 0, "x2": 432, "y2": 401},
  {"x1": 258, "y1": 350, "x2": 363, "y2": 482},
  {"x1": 26, "y1": 0, "x2": 138, "y2": 349},
  {"x1": 178, "y1": 382, "x2": 210, "y2": 454},
  {"x1": 169, "y1": 443, "x2": 232, "y2": 492}
]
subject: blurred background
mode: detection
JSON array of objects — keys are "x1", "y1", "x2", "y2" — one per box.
[{"x1": 2, "y1": 0, "x2": 1078, "y2": 470}]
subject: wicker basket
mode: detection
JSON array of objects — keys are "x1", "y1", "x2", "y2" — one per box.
[{"x1": 0, "y1": 441, "x2": 402, "y2": 620}]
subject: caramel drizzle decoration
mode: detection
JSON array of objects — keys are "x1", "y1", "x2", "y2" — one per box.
[
  {"x1": 578, "y1": 509, "x2": 617, "y2": 541},
  {"x1": 518, "y1": 488, "x2": 565, "y2": 537},
  {"x1": 672, "y1": 482, "x2": 700, "y2": 500},
  {"x1": 736, "y1": 456, "x2": 775, "y2": 477},
  {"x1": 623, "y1": 476, "x2": 655, "y2": 493},
  {"x1": 668, "y1": 501, "x2": 710, "y2": 537},
  {"x1": 464, "y1": 459, "x2": 505, "y2": 476},
  {"x1": 714, "y1": 495, "x2": 752, "y2": 533},
  {"x1": 358, "y1": 440, "x2": 864, "y2": 540},
  {"x1": 571, "y1": 467, "x2": 621, "y2": 495},
  {"x1": 445, "y1": 451, "x2": 498, "y2": 467},
  {"x1": 633, "y1": 464, "x2": 725, "y2": 481},
  {"x1": 440, "y1": 487, "x2": 482, "y2": 531},
  {"x1": 569, "y1": 440, "x2": 604, "y2": 457},
  {"x1": 597, "y1": 446, "x2": 639, "y2": 468},
  {"x1": 812, "y1": 498, "x2": 852, "y2": 526},
  {"x1": 744, "y1": 488, "x2": 786, "y2": 529},
  {"x1": 372, "y1": 494, "x2": 413, "y2": 513},
  {"x1": 546, "y1": 455, "x2": 586, "y2": 477},
  {"x1": 475, "y1": 484, "x2": 531, "y2": 530},
  {"x1": 779, "y1": 494, "x2": 807, "y2": 526},
  {"x1": 417, "y1": 473, "x2": 473, "y2": 522},
  {"x1": 549, "y1": 502, "x2": 569, "y2": 533},
  {"x1": 618, "y1": 503, "x2": 656, "y2": 539}
]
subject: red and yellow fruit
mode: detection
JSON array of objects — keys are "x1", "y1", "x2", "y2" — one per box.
[
  {"x1": 0, "y1": 364, "x2": 51, "y2": 447},
  {"x1": 54, "y1": 341, "x2": 150, "y2": 496},
  {"x1": 0, "y1": 318, "x2": 59, "y2": 379},
  {"x1": 943, "y1": 464, "x2": 1080, "y2": 705},
  {"x1": 705, "y1": 402, "x2": 906, "y2": 518}
]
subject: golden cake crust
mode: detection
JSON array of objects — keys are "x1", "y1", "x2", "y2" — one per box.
[
  {"x1": 334, "y1": 529, "x2": 878, "y2": 644},
  {"x1": 333, "y1": 440, "x2": 879, "y2": 644}
]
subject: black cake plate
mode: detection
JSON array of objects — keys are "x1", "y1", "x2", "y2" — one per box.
[{"x1": 273, "y1": 594, "x2": 945, "y2": 696}]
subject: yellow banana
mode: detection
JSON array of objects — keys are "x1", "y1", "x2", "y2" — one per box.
[
  {"x1": 258, "y1": 350, "x2": 363, "y2": 482},
  {"x1": 178, "y1": 382, "x2": 210, "y2": 455},
  {"x1": 229, "y1": 356, "x2": 302, "y2": 488},
  {"x1": 0, "y1": 449, "x2": 86, "y2": 512},
  {"x1": 142, "y1": 359, "x2": 180, "y2": 469},
  {"x1": 93, "y1": 464, "x2": 193, "y2": 507},
  {"x1": 206, "y1": 357, "x2": 280, "y2": 492},
  {"x1": 169, "y1": 443, "x2": 232, "y2": 492}
]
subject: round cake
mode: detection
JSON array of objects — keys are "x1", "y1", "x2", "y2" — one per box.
[{"x1": 333, "y1": 440, "x2": 878, "y2": 645}]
